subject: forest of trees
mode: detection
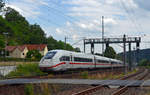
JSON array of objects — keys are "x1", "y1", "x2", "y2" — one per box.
[{"x1": 0, "y1": 1, "x2": 77, "y2": 52}]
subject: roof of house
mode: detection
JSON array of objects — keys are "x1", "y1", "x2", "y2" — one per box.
[
  {"x1": 5, "y1": 46, "x2": 17, "y2": 52},
  {"x1": 5, "y1": 44, "x2": 47, "y2": 52}
]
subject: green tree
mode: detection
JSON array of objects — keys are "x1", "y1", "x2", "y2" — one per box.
[
  {"x1": 5, "y1": 7, "x2": 30, "y2": 44},
  {"x1": 5, "y1": 7, "x2": 48, "y2": 45},
  {"x1": 29, "y1": 24, "x2": 47, "y2": 44},
  {"x1": 0, "y1": 16, "x2": 17, "y2": 46},
  {"x1": 138, "y1": 59, "x2": 150, "y2": 66},
  {"x1": 26, "y1": 50, "x2": 42, "y2": 60},
  {"x1": 0, "y1": 0, "x2": 4, "y2": 12},
  {"x1": 104, "y1": 46, "x2": 116, "y2": 59},
  {"x1": 0, "y1": 35, "x2": 4, "y2": 49},
  {"x1": 2, "y1": 7, "x2": 76, "y2": 52},
  {"x1": 46, "y1": 36, "x2": 58, "y2": 50}
]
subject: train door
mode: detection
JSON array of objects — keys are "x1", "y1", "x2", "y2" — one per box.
[
  {"x1": 70, "y1": 54, "x2": 73, "y2": 69},
  {"x1": 94, "y1": 56, "x2": 96, "y2": 68},
  {"x1": 64, "y1": 53, "x2": 72, "y2": 70},
  {"x1": 110, "y1": 59, "x2": 113, "y2": 71}
]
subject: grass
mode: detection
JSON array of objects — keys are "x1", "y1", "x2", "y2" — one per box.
[
  {"x1": 24, "y1": 84, "x2": 34, "y2": 95},
  {"x1": 80, "y1": 71, "x2": 88, "y2": 79},
  {"x1": 0, "y1": 62, "x2": 38, "y2": 66},
  {"x1": 80, "y1": 69, "x2": 138, "y2": 80},
  {"x1": 7, "y1": 63, "x2": 47, "y2": 77},
  {"x1": 40, "y1": 83, "x2": 51, "y2": 95},
  {"x1": 146, "y1": 92, "x2": 150, "y2": 95}
]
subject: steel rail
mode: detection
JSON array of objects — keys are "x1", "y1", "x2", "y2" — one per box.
[
  {"x1": 111, "y1": 69, "x2": 148, "y2": 95},
  {"x1": 71, "y1": 69, "x2": 145, "y2": 95}
]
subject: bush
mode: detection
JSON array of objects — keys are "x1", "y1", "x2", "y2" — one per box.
[
  {"x1": 138, "y1": 59, "x2": 150, "y2": 66},
  {"x1": 7, "y1": 63, "x2": 47, "y2": 77},
  {"x1": 0, "y1": 57, "x2": 40, "y2": 62},
  {"x1": 26, "y1": 50, "x2": 42, "y2": 60}
]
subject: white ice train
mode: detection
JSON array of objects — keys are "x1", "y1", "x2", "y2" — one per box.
[{"x1": 39, "y1": 50, "x2": 123, "y2": 71}]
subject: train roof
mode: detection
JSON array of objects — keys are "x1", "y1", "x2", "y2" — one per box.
[{"x1": 48, "y1": 49, "x2": 122, "y2": 62}]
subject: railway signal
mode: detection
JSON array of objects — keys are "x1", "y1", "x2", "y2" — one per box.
[{"x1": 83, "y1": 35, "x2": 141, "y2": 74}]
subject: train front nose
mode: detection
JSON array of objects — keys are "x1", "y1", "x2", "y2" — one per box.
[
  {"x1": 39, "y1": 59, "x2": 54, "y2": 71},
  {"x1": 39, "y1": 51, "x2": 57, "y2": 71}
]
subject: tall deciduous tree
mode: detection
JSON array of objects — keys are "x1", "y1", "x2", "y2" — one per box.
[
  {"x1": 104, "y1": 46, "x2": 116, "y2": 59},
  {"x1": 0, "y1": 7, "x2": 76, "y2": 52},
  {"x1": 0, "y1": 35, "x2": 4, "y2": 49},
  {"x1": 0, "y1": 0, "x2": 4, "y2": 12},
  {"x1": 5, "y1": 7, "x2": 30, "y2": 44},
  {"x1": 29, "y1": 24, "x2": 46, "y2": 44}
]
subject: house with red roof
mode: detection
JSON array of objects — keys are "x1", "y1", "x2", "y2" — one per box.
[{"x1": 5, "y1": 44, "x2": 48, "y2": 58}]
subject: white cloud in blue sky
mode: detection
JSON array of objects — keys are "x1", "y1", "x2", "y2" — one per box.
[{"x1": 6, "y1": 0, "x2": 150, "y2": 53}]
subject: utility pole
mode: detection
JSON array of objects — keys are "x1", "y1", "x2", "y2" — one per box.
[
  {"x1": 133, "y1": 47, "x2": 136, "y2": 69},
  {"x1": 123, "y1": 34, "x2": 126, "y2": 74},
  {"x1": 3, "y1": 32, "x2": 8, "y2": 58},
  {"x1": 64, "y1": 36, "x2": 67, "y2": 50},
  {"x1": 102, "y1": 16, "x2": 104, "y2": 56}
]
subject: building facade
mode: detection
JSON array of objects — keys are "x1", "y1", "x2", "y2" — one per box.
[{"x1": 5, "y1": 44, "x2": 48, "y2": 58}]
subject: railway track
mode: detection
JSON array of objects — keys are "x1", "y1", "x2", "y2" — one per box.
[
  {"x1": 111, "y1": 69, "x2": 148, "y2": 95},
  {"x1": 5, "y1": 67, "x2": 124, "y2": 79},
  {"x1": 72, "y1": 68, "x2": 148, "y2": 95}
]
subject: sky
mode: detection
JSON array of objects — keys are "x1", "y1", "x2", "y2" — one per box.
[{"x1": 5, "y1": 0, "x2": 150, "y2": 53}]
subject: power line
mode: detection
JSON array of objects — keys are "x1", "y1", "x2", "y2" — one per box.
[
  {"x1": 124, "y1": 0, "x2": 144, "y2": 35},
  {"x1": 41, "y1": 0, "x2": 95, "y2": 30},
  {"x1": 119, "y1": 0, "x2": 141, "y2": 34},
  {"x1": 38, "y1": 1, "x2": 78, "y2": 25},
  {"x1": 48, "y1": 0, "x2": 80, "y2": 22},
  {"x1": 34, "y1": 0, "x2": 86, "y2": 38}
]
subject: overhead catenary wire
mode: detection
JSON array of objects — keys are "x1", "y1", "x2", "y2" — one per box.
[
  {"x1": 126, "y1": 1, "x2": 144, "y2": 35},
  {"x1": 34, "y1": 0, "x2": 91, "y2": 39},
  {"x1": 48, "y1": 0, "x2": 80, "y2": 22},
  {"x1": 119, "y1": 0, "x2": 141, "y2": 34},
  {"x1": 36, "y1": 0, "x2": 79, "y2": 25}
]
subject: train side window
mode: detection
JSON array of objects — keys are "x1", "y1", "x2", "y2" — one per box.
[
  {"x1": 70, "y1": 55, "x2": 72, "y2": 61},
  {"x1": 97, "y1": 60, "x2": 109, "y2": 63},
  {"x1": 74, "y1": 57, "x2": 93, "y2": 62},
  {"x1": 60, "y1": 56, "x2": 70, "y2": 61}
]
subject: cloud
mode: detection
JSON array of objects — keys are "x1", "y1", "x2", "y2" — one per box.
[
  {"x1": 66, "y1": 21, "x2": 71, "y2": 26},
  {"x1": 63, "y1": 0, "x2": 101, "y2": 7},
  {"x1": 23, "y1": 0, "x2": 48, "y2": 6},
  {"x1": 134, "y1": 0, "x2": 150, "y2": 11},
  {"x1": 6, "y1": 4, "x2": 23, "y2": 13},
  {"x1": 72, "y1": 34, "x2": 78, "y2": 41},
  {"x1": 56, "y1": 28, "x2": 63, "y2": 35},
  {"x1": 7, "y1": 0, "x2": 48, "y2": 18},
  {"x1": 105, "y1": 18, "x2": 117, "y2": 25}
]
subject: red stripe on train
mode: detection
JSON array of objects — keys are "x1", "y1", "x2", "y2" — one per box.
[
  {"x1": 47, "y1": 62, "x2": 113, "y2": 69},
  {"x1": 69, "y1": 62, "x2": 112, "y2": 65},
  {"x1": 47, "y1": 62, "x2": 66, "y2": 69}
]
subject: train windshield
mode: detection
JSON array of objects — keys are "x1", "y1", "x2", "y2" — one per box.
[{"x1": 44, "y1": 51, "x2": 57, "y2": 59}]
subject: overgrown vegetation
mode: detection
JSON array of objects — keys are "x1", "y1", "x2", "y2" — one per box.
[
  {"x1": 24, "y1": 84, "x2": 34, "y2": 95},
  {"x1": 80, "y1": 69, "x2": 137, "y2": 80},
  {"x1": 7, "y1": 63, "x2": 47, "y2": 77},
  {"x1": 138, "y1": 59, "x2": 150, "y2": 67},
  {"x1": 0, "y1": 57, "x2": 40, "y2": 62},
  {"x1": 40, "y1": 83, "x2": 51, "y2": 95},
  {"x1": 80, "y1": 71, "x2": 88, "y2": 79}
]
